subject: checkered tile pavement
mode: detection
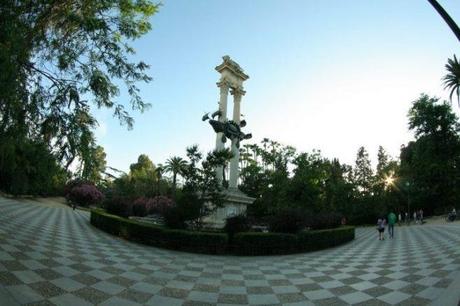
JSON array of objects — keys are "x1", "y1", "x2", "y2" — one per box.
[{"x1": 0, "y1": 197, "x2": 459, "y2": 306}]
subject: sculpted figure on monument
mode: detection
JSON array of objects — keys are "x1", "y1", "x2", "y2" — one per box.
[{"x1": 202, "y1": 111, "x2": 252, "y2": 147}]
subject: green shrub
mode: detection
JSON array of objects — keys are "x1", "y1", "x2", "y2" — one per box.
[
  {"x1": 131, "y1": 200, "x2": 148, "y2": 217},
  {"x1": 224, "y1": 214, "x2": 251, "y2": 242},
  {"x1": 163, "y1": 193, "x2": 202, "y2": 229},
  {"x1": 297, "y1": 226, "x2": 355, "y2": 251},
  {"x1": 233, "y1": 226, "x2": 355, "y2": 255},
  {"x1": 233, "y1": 232, "x2": 298, "y2": 255},
  {"x1": 307, "y1": 211, "x2": 342, "y2": 230},
  {"x1": 104, "y1": 196, "x2": 132, "y2": 218},
  {"x1": 268, "y1": 208, "x2": 307, "y2": 233},
  {"x1": 90, "y1": 209, "x2": 227, "y2": 254}
]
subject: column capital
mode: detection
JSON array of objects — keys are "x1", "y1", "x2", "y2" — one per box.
[
  {"x1": 217, "y1": 79, "x2": 231, "y2": 90},
  {"x1": 230, "y1": 87, "x2": 246, "y2": 97}
]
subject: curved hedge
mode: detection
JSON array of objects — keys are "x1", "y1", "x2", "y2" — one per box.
[
  {"x1": 90, "y1": 209, "x2": 228, "y2": 254},
  {"x1": 90, "y1": 209, "x2": 355, "y2": 256},
  {"x1": 233, "y1": 226, "x2": 355, "y2": 255}
]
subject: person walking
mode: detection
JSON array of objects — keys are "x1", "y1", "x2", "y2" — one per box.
[
  {"x1": 398, "y1": 212, "x2": 402, "y2": 226},
  {"x1": 377, "y1": 217, "x2": 386, "y2": 240},
  {"x1": 413, "y1": 211, "x2": 418, "y2": 224},
  {"x1": 388, "y1": 211, "x2": 397, "y2": 239}
]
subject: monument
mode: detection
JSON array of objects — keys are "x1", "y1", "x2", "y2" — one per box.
[{"x1": 202, "y1": 56, "x2": 255, "y2": 227}]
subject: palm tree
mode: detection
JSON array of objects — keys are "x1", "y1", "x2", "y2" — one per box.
[
  {"x1": 164, "y1": 156, "x2": 187, "y2": 197},
  {"x1": 186, "y1": 144, "x2": 202, "y2": 166},
  {"x1": 249, "y1": 144, "x2": 259, "y2": 164},
  {"x1": 427, "y1": 1, "x2": 460, "y2": 105},
  {"x1": 261, "y1": 138, "x2": 270, "y2": 170},
  {"x1": 154, "y1": 163, "x2": 164, "y2": 196},
  {"x1": 443, "y1": 55, "x2": 460, "y2": 105}
]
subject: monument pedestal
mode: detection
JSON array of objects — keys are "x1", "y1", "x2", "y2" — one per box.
[{"x1": 204, "y1": 188, "x2": 255, "y2": 228}]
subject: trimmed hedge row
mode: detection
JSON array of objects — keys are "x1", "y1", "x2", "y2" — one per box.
[
  {"x1": 231, "y1": 232, "x2": 298, "y2": 255},
  {"x1": 90, "y1": 209, "x2": 355, "y2": 255},
  {"x1": 297, "y1": 226, "x2": 355, "y2": 251},
  {"x1": 233, "y1": 226, "x2": 355, "y2": 255},
  {"x1": 90, "y1": 209, "x2": 228, "y2": 254}
]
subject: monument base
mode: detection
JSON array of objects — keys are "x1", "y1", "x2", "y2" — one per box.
[{"x1": 204, "y1": 188, "x2": 255, "y2": 228}]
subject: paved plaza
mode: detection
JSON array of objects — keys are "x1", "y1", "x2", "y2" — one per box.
[{"x1": 0, "y1": 197, "x2": 459, "y2": 306}]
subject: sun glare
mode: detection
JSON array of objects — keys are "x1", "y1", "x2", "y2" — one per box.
[{"x1": 384, "y1": 173, "x2": 395, "y2": 188}]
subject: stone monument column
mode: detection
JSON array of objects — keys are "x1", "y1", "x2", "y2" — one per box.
[
  {"x1": 215, "y1": 80, "x2": 229, "y2": 183},
  {"x1": 229, "y1": 88, "x2": 244, "y2": 189},
  {"x1": 202, "y1": 55, "x2": 255, "y2": 228}
]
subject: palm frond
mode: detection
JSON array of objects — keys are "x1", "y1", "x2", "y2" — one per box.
[{"x1": 443, "y1": 55, "x2": 460, "y2": 105}]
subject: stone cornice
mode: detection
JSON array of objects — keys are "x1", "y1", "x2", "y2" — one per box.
[{"x1": 215, "y1": 55, "x2": 249, "y2": 81}]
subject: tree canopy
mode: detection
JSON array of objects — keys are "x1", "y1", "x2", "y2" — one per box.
[
  {"x1": 400, "y1": 94, "x2": 460, "y2": 214},
  {"x1": 0, "y1": 0, "x2": 158, "y2": 194}
]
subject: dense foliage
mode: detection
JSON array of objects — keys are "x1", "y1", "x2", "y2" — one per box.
[
  {"x1": 67, "y1": 183, "x2": 104, "y2": 207},
  {"x1": 224, "y1": 214, "x2": 251, "y2": 242},
  {"x1": 239, "y1": 94, "x2": 460, "y2": 224},
  {"x1": 399, "y1": 94, "x2": 460, "y2": 215},
  {"x1": 0, "y1": 137, "x2": 67, "y2": 195},
  {"x1": 0, "y1": 0, "x2": 158, "y2": 195},
  {"x1": 103, "y1": 145, "x2": 231, "y2": 229}
]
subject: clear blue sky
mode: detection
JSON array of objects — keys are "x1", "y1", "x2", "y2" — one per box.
[{"x1": 93, "y1": 0, "x2": 460, "y2": 172}]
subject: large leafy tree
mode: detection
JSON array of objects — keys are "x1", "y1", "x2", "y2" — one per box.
[
  {"x1": 400, "y1": 94, "x2": 460, "y2": 214},
  {"x1": 111, "y1": 153, "x2": 162, "y2": 197},
  {"x1": 0, "y1": 0, "x2": 158, "y2": 188},
  {"x1": 376, "y1": 146, "x2": 390, "y2": 177},
  {"x1": 372, "y1": 146, "x2": 401, "y2": 215},
  {"x1": 80, "y1": 145, "x2": 107, "y2": 184},
  {"x1": 323, "y1": 158, "x2": 354, "y2": 214},
  {"x1": 130, "y1": 154, "x2": 155, "y2": 175},
  {"x1": 353, "y1": 146, "x2": 374, "y2": 193},
  {"x1": 172, "y1": 146, "x2": 228, "y2": 228}
]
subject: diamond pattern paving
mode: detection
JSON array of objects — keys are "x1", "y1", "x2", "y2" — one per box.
[{"x1": 0, "y1": 197, "x2": 459, "y2": 305}]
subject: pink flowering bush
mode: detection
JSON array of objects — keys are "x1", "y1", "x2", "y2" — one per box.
[
  {"x1": 132, "y1": 196, "x2": 175, "y2": 217},
  {"x1": 149, "y1": 196, "x2": 175, "y2": 215},
  {"x1": 68, "y1": 184, "x2": 104, "y2": 207},
  {"x1": 132, "y1": 197, "x2": 149, "y2": 217}
]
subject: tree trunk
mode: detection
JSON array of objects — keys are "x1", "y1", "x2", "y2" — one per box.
[
  {"x1": 427, "y1": 0, "x2": 460, "y2": 43},
  {"x1": 172, "y1": 173, "x2": 177, "y2": 198}
]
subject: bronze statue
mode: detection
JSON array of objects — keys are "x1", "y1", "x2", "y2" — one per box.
[{"x1": 202, "y1": 110, "x2": 252, "y2": 148}]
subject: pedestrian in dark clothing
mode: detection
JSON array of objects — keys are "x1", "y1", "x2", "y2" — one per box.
[{"x1": 377, "y1": 218, "x2": 386, "y2": 240}]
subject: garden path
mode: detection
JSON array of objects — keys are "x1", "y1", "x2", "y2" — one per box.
[{"x1": 0, "y1": 197, "x2": 459, "y2": 306}]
